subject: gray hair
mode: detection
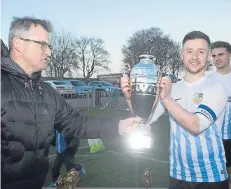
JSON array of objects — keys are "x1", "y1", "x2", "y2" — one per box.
[{"x1": 8, "y1": 16, "x2": 53, "y2": 50}]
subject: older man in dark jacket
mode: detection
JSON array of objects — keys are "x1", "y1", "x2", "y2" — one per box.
[{"x1": 1, "y1": 16, "x2": 140, "y2": 189}]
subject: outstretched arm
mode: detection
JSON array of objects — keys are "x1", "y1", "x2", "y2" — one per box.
[{"x1": 53, "y1": 89, "x2": 141, "y2": 140}]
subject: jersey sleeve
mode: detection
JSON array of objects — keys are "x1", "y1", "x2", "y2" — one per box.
[
  {"x1": 149, "y1": 99, "x2": 165, "y2": 124},
  {"x1": 194, "y1": 83, "x2": 228, "y2": 132}
]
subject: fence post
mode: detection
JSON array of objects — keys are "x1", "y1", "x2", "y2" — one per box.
[
  {"x1": 92, "y1": 90, "x2": 96, "y2": 108},
  {"x1": 95, "y1": 90, "x2": 101, "y2": 107}
]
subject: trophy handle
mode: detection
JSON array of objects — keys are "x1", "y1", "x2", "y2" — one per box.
[
  {"x1": 147, "y1": 65, "x2": 162, "y2": 124},
  {"x1": 122, "y1": 63, "x2": 131, "y2": 76},
  {"x1": 122, "y1": 64, "x2": 134, "y2": 116}
]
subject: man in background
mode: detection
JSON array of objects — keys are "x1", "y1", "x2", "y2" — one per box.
[
  {"x1": 210, "y1": 41, "x2": 231, "y2": 189},
  {"x1": 50, "y1": 131, "x2": 85, "y2": 187}
]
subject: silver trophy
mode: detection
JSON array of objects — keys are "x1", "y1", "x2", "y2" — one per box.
[{"x1": 123, "y1": 54, "x2": 161, "y2": 150}]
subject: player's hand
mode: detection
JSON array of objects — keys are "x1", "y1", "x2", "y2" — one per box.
[
  {"x1": 120, "y1": 75, "x2": 131, "y2": 101},
  {"x1": 157, "y1": 76, "x2": 172, "y2": 101}
]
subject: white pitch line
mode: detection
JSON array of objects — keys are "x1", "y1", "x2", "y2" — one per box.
[{"x1": 48, "y1": 146, "x2": 169, "y2": 164}]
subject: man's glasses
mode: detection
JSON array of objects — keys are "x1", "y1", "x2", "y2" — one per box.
[{"x1": 19, "y1": 37, "x2": 53, "y2": 51}]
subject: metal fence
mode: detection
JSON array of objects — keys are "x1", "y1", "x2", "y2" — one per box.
[{"x1": 64, "y1": 89, "x2": 122, "y2": 111}]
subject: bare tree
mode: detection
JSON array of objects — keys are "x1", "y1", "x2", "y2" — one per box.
[
  {"x1": 45, "y1": 31, "x2": 78, "y2": 78},
  {"x1": 73, "y1": 37, "x2": 111, "y2": 79},
  {"x1": 206, "y1": 61, "x2": 214, "y2": 71},
  {"x1": 166, "y1": 42, "x2": 184, "y2": 78},
  {"x1": 121, "y1": 27, "x2": 182, "y2": 75},
  {"x1": 122, "y1": 27, "x2": 164, "y2": 68}
]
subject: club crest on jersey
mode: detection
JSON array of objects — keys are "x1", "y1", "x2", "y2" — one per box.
[
  {"x1": 228, "y1": 96, "x2": 231, "y2": 102},
  {"x1": 193, "y1": 93, "x2": 203, "y2": 104}
]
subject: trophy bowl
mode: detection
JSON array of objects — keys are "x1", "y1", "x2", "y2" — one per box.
[{"x1": 124, "y1": 54, "x2": 161, "y2": 151}]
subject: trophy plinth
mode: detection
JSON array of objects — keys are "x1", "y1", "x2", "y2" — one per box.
[{"x1": 56, "y1": 168, "x2": 80, "y2": 189}]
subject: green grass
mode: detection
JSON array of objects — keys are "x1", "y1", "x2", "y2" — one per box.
[{"x1": 45, "y1": 108, "x2": 170, "y2": 188}]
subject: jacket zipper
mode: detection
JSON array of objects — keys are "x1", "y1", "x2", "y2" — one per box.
[{"x1": 29, "y1": 79, "x2": 39, "y2": 162}]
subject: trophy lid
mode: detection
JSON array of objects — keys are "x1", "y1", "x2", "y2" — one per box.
[
  {"x1": 139, "y1": 54, "x2": 155, "y2": 61},
  {"x1": 130, "y1": 54, "x2": 158, "y2": 77}
]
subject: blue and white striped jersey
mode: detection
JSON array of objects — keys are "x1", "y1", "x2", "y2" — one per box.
[
  {"x1": 150, "y1": 76, "x2": 228, "y2": 182},
  {"x1": 208, "y1": 71, "x2": 231, "y2": 139}
]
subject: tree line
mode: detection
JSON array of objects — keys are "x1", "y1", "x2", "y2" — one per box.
[
  {"x1": 1, "y1": 27, "x2": 213, "y2": 79},
  {"x1": 46, "y1": 31, "x2": 111, "y2": 79}
]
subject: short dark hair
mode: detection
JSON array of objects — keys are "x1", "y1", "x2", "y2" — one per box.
[
  {"x1": 8, "y1": 16, "x2": 53, "y2": 50},
  {"x1": 182, "y1": 31, "x2": 210, "y2": 45},
  {"x1": 211, "y1": 41, "x2": 231, "y2": 53}
]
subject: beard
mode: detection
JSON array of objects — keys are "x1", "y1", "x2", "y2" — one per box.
[
  {"x1": 215, "y1": 61, "x2": 230, "y2": 70},
  {"x1": 185, "y1": 59, "x2": 207, "y2": 74}
]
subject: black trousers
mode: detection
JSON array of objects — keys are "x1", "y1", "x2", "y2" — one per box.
[
  {"x1": 223, "y1": 139, "x2": 231, "y2": 167},
  {"x1": 168, "y1": 177, "x2": 229, "y2": 189},
  {"x1": 51, "y1": 147, "x2": 78, "y2": 182},
  {"x1": 2, "y1": 172, "x2": 47, "y2": 189}
]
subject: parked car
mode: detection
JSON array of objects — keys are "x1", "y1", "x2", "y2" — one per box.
[
  {"x1": 61, "y1": 80, "x2": 92, "y2": 97},
  {"x1": 88, "y1": 81, "x2": 121, "y2": 96},
  {"x1": 43, "y1": 80, "x2": 76, "y2": 98}
]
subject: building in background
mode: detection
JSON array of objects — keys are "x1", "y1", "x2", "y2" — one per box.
[{"x1": 97, "y1": 73, "x2": 122, "y2": 87}]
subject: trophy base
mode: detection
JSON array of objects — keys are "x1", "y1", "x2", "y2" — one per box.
[{"x1": 126, "y1": 120, "x2": 154, "y2": 153}]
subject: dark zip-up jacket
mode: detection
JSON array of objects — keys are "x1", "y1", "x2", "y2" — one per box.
[{"x1": 1, "y1": 58, "x2": 119, "y2": 189}]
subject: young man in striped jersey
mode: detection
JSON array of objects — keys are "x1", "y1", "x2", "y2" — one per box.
[
  {"x1": 121, "y1": 31, "x2": 229, "y2": 189},
  {"x1": 210, "y1": 41, "x2": 231, "y2": 189}
]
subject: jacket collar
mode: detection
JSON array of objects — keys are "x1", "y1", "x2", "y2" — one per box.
[{"x1": 1, "y1": 57, "x2": 41, "y2": 80}]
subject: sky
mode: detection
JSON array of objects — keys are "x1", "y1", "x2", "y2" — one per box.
[{"x1": 1, "y1": 0, "x2": 231, "y2": 74}]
